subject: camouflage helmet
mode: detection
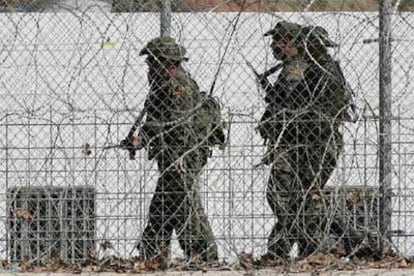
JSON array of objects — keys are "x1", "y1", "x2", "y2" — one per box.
[
  {"x1": 264, "y1": 20, "x2": 305, "y2": 41},
  {"x1": 264, "y1": 21, "x2": 337, "y2": 48},
  {"x1": 139, "y1": 36, "x2": 188, "y2": 61}
]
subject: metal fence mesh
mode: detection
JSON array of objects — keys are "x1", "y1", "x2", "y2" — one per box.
[{"x1": 0, "y1": 0, "x2": 414, "y2": 272}]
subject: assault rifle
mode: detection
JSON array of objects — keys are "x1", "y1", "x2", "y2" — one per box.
[{"x1": 244, "y1": 60, "x2": 283, "y2": 94}]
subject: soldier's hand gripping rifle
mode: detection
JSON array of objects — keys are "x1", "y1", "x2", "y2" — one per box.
[
  {"x1": 244, "y1": 59, "x2": 283, "y2": 94},
  {"x1": 121, "y1": 106, "x2": 147, "y2": 160},
  {"x1": 104, "y1": 106, "x2": 147, "y2": 160}
]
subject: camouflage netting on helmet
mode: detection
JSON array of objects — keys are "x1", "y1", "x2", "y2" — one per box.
[
  {"x1": 139, "y1": 36, "x2": 188, "y2": 61},
  {"x1": 264, "y1": 21, "x2": 338, "y2": 48}
]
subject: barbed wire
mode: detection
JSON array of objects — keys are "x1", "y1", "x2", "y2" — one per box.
[{"x1": 0, "y1": 0, "x2": 413, "y2": 273}]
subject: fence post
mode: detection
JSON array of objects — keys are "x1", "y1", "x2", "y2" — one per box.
[
  {"x1": 379, "y1": 0, "x2": 393, "y2": 252},
  {"x1": 160, "y1": 0, "x2": 171, "y2": 37}
]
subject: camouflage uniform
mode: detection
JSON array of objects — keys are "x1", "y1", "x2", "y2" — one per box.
[
  {"x1": 128, "y1": 37, "x2": 225, "y2": 262},
  {"x1": 258, "y1": 22, "x2": 352, "y2": 259}
]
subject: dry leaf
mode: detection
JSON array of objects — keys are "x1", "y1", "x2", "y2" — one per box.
[
  {"x1": 100, "y1": 240, "x2": 113, "y2": 251},
  {"x1": 19, "y1": 257, "x2": 30, "y2": 272},
  {"x1": 13, "y1": 208, "x2": 33, "y2": 222},
  {"x1": 399, "y1": 259, "x2": 408, "y2": 268},
  {"x1": 71, "y1": 266, "x2": 82, "y2": 274},
  {"x1": 133, "y1": 261, "x2": 146, "y2": 271},
  {"x1": 172, "y1": 257, "x2": 185, "y2": 267},
  {"x1": 81, "y1": 143, "x2": 92, "y2": 156},
  {"x1": 312, "y1": 193, "x2": 321, "y2": 200},
  {"x1": 300, "y1": 263, "x2": 314, "y2": 271},
  {"x1": 0, "y1": 260, "x2": 9, "y2": 269},
  {"x1": 346, "y1": 191, "x2": 361, "y2": 204},
  {"x1": 32, "y1": 266, "x2": 45, "y2": 273},
  {"x1": 46, "y1": 256, "x2": 64, "y2": 272},
  {"x1": 146, "y1": 258, "x2": 161, "y2": 270},
  {"x1": 239, "y1": 251, "x2": 254, "y2": 269},
  {"x1": 192, "y1": 253, "x2": 202, "y2": 265},
  {"x1": 334, "y1": 247, "x2": 347, "y2": 257}
]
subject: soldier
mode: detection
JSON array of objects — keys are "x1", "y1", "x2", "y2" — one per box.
[
  {"x1": 257, "y1": 21, "x2": 354, "y2": 260},
  {"x1": 121, "y1": 37, "x2": 225, "y2": 263}
]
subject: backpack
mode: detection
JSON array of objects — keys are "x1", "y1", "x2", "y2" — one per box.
[
  {"x1": 195, "y1": 92, "x2": 226, "y2": 149},
  {"x1": 331, "y1": 60, "x2": 358, "y2": 122}
]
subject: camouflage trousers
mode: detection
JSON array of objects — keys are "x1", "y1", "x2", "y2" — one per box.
[
  {"x1": 266, "y1": 142, "x2": 340, "y2": 259},
  {"x1": 139, "y1": 150, "x2": 218, "y2": 262}
]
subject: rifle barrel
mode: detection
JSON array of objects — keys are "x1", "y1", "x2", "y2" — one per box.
[
  {"x1": 103, "y1": 145, "x2": 122, "y2": 150},
  {"x1": 245, "y1": 59, "x2": 282, "y2": 79},
  {"x1": 263, "y1": 64, "x2": 283, "y2": 78}
]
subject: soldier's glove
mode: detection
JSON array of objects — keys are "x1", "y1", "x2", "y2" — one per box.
[{"x1": 120, "y1": 137, "x2": 136, "y2": 160}]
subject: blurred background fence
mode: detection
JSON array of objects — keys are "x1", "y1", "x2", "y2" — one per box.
[{"x1": 0, "y1": 0, "x2": 414, "y2": 269}]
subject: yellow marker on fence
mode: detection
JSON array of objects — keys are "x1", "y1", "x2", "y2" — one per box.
[{"x1": 101, "y1": 41, "x2": 115, "y2": 49}]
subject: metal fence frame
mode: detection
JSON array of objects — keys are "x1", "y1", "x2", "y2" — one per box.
[{"x1": 1, "y1": 0, "x2": 413, "y2": 272}]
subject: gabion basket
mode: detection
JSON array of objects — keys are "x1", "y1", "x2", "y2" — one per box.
[
  {"x1": 7, "y1": 186, "x2": 96, "y2": 264},
  {"x1": 325, "y1": 186, "x2": 380, "y2": 249}
]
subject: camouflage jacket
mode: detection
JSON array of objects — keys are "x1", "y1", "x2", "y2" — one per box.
[
  {"x1": 141, "y1": 68, "x2": 225, "y2": 161},
  {"x1": 258, "y1": 55, "x2": 352, "y2": 146}
]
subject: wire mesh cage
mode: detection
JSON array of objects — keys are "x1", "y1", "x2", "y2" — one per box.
[
  {"x1": 7, "y1": 186, "x2": 96, "y2": 264},
  {"x1": 324, "y1": 186, "x2": 380, "y2": 250}
]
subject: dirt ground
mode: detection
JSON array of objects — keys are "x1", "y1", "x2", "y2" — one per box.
[
  {"x1": 1, "y1": 268, "x2": 414, "y2": 275},
  {"x1": 1, "y1": 252, "x2": 414, "y2": 275}
]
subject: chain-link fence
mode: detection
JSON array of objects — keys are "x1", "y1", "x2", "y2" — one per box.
[{"x1": 1, "y1": 0, "x2": 414, "y2": 272}]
